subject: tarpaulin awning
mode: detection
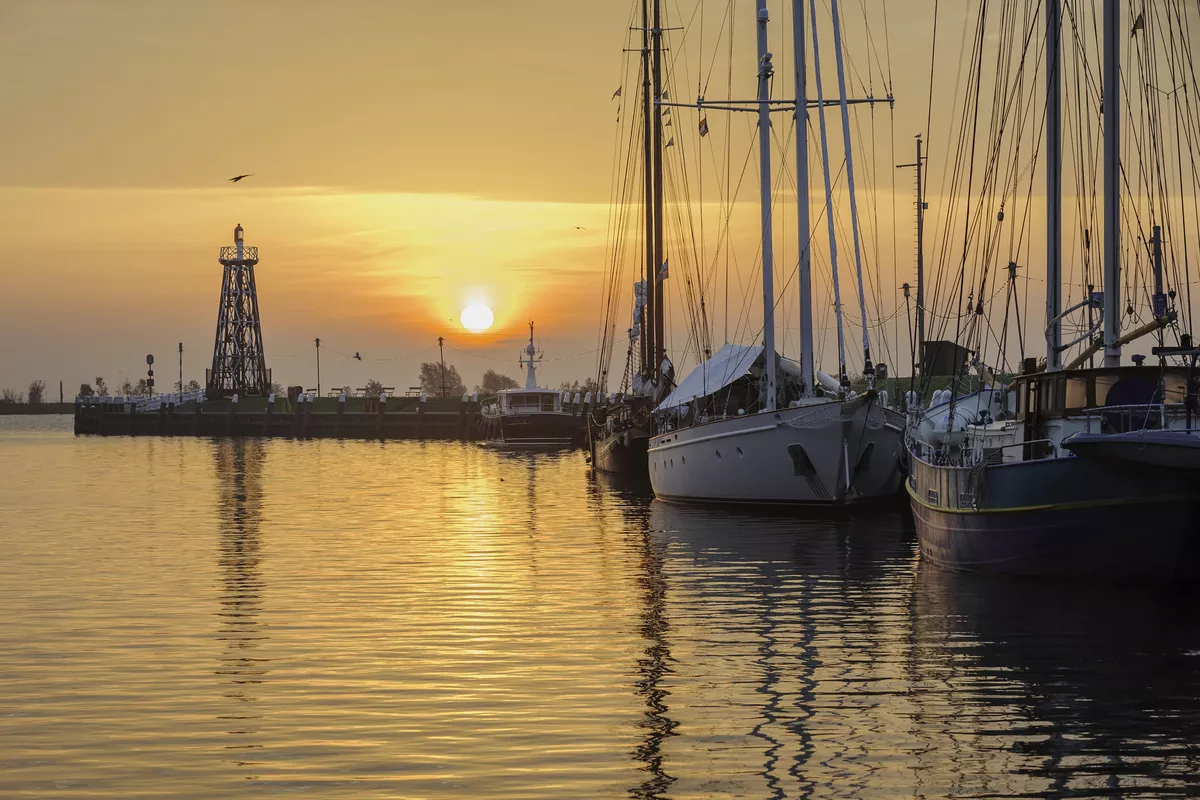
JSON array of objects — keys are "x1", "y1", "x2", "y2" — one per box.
[{"x1": 655, "y1": 343, "x2": 762, "y2": 412}]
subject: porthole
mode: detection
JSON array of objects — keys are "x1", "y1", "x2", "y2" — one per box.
[
  {"x1": 681, "y1": 456, "x2": 686, "y2": 465},
  {"x1": 670, "y1": 458, "x2": 674, "y2": 467}
]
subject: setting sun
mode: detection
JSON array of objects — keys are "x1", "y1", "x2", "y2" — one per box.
[{"x1": 460, "y1": 303, "x2": 494, "y2": 333}]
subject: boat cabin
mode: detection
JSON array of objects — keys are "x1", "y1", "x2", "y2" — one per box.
[
  {"x1": 1014, "y1": 364, "x2": 1195, "y2": 429},
  {"x1": 949, "y1": 363, "x2": 1199, "y2": 465},
  {"x1": 497, "y1": 388, "x2": 564, "y2": 414}
]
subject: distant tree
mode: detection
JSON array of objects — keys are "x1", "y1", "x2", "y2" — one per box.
[
  {"x1": 559, "y1": 378, "x2": 600, "y2": 397},
  {"x1": 270, "y1": 381, "x2": 285, "y2": 397},
  {"x1": 94, "y1": 377, "x2": 108, "y2": 396},
  {"x1": 79, "y1": 383, "x2": 95, "y2": 398},
  {"x1": 184, "y1": 379, "x2": 201, "y2": 393},
  {"x1": 475, "y1": 369, "x2": 520, "y2": 394},
  {"x1": 364, "y1": 378, "x2": 384, "y2": 397},
  {"x1": 27, "y1": 380, "x2": 46, "y2": 406},
  {"x1": 134, "y1": 378, "x2": 150, "y2": 396},
  {"x1": 1, "y1": 388, "x2": 22, "y2": 404},
  {"x1": 418, "y1": 362, "x2": 467, "y2": 397},
  {"x1": 119, "y1": 379, "x2": 135, "y2": 396}
]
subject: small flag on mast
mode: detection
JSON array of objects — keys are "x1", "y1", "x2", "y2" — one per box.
[
  {"x1": 612, "y1": 86, "x2": 622, "y2": 100},
  {"x1": 699, "y1": 117, "x2": 709, "y2": 137},
  {"x1": 662, "y1": 107, "x2": 671, "y2": 116},
  {"x1": 664, "y1": 137, "x2": 675, "y2": 148},
  {"x1": 665, "y1": 118, "x2": 673, "y2": 127},
  {"x1": 1131, "y1": 11, "x2": 1144, "y2": 35},
  {"x1": 662, "y1": 89, "x2": 669, "y2": 100}
]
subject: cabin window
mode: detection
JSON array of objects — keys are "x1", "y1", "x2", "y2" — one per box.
[
  {"x1": 1163, "y1": 374, "x2": 1187, "y2": 404},
  {"x1": 540, "y1": 395, "x2": 555, "y2": 411},
  {"x1": 1065, "y1": 377, "x2": 1089, "y2": 409},
  {"x1": 927, "y1": 489, "x2": 940, "y2": 505},
  {"x1": 1039, "y1": 377, "x2": 1066, "y2": 412}
]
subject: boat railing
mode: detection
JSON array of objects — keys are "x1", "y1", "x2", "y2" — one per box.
[
  {"x1": 1079, "y1": 402, "x2": 1185, "y2": 434},
  {"x1": 972, "y1": 438, "x2": 1060, "y2": 464}
]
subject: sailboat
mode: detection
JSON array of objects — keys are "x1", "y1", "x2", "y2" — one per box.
[
  {"x1": 906, "y1": 0, "x2": 1200, "y2": 578},
  {"x1": 482, "y1": 322, "x2": 577, "y2": 448},
  {"x1": 589, "y1": 0, "x2": 671, "y2": 478},
  {"x1": 646, "y1": 0, "x2": 905, "y2": 506}
]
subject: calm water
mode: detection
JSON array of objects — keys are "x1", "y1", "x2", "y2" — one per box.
[{"x1": 4, "y1": 417, "x2": 1200, "y2": 798}]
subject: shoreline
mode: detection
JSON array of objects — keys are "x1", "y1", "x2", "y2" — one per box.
[{"x1": 0, "y1": 404, "x2": 74, "y2": 415}]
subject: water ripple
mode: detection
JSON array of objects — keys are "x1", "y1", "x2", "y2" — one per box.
[{"x1": 3, "y1": 417, "x2": 1200, "y2": 797}]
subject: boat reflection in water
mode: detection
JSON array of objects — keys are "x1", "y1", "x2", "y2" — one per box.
[
  {"x1": 912, "y1": 567, "x2": 1200, "y2": 796},
  {"x1": 623, "y1": 499, "x2": 1200, "y2": 797},
  {"x1": 644, "y1": 501, "x2": 914, "y2": 798}
]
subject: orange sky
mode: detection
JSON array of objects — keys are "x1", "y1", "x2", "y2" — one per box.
[{"x1": 0, "y1": 1, "x2": 1183, "y2": 396}]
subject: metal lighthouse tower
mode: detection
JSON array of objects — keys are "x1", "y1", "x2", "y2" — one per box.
[{"x1": 206, "y1": 224, "x2": 270, "y2": 397}]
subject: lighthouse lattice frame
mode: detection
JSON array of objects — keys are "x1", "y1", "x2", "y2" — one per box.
[{"x1": 206, "y1": 224, "x2": 270, "y2": 398}]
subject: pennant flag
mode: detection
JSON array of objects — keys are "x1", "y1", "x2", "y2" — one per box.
[
  {"x1": 1131, "y1": 11, "x2": 1144, "y2": 35},
  {"x1": 612, "y1": 86, "x2": 622, "y2": 100},
  {"x1": 665, "y1": 118, "x2": 673, "y2": 127},
  {"x1": 662, "y1": 107, "x2": 671, "y2": 116},
  {"x1": 658, "y1": 259, "x2": 669, "y2": 281},
  {"x1": 664, "y1": 137, "x2": 675, "y2": 148},
  {"x1": 662, "y1": 89, "x2": 669, "y2": 100},
  {"x1": 699, "y1": 117, "x2": 709, "y2": 137}
]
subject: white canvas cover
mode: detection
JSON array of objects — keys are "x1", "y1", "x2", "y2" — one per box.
[{"x1": 655, "y1": 343, "x2": 763, "y2": 411}]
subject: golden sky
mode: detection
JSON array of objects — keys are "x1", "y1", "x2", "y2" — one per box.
[{"x1": 6, "y1": 0, "x2": 1167, "y2": 396}]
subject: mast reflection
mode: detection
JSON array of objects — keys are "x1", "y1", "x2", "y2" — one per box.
[
  {"x1": 630, "y1": 516, "x2": 678, "y2": 798},
  {"x1": 588, "y1": 471, "x2": 678, "y2": 798}
]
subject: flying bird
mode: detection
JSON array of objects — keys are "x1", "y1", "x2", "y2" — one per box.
[
  {"x1": 354, "y1": 352, "x2": 362, "y2": 360},
  {"x1": 574, "y1": 226, "x2": 586, "y2": 230},
  {"x1": 228, "y1": 173, "x2": 254, "y2": 183}
]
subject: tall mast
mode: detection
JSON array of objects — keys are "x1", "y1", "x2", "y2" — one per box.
[
  {"x1": 809, "y1": 0, "x2": 848, "y2": 387},
  {"x1": 912, "y1": 140, "x2": 921, "y2": 369},
  {"x1": 641, "y1": 0, "x2": 655, "y2": 380},
  {"x1": 522, "y1": 322, "x2": 540, "y2": 390},
  {"x1": 755, "y1": 0, "x2": 778, "y2": 411},
  {"x1": 793, "y1": 0, "x2": 814, "y2": 396},
  {"x1": 830, "y1": 0, "x2": 873, "y2": 386},
  {"x1": 1046, "y1": 0, "x2": 1063, "y2": 370},
  {"x1": 898, "y1": 137, "x2": 926, "y2": 374},
  {"x1": 652, "y1": 0, "x2": 666, "y2": 383},
  {"x1": 915, "y1": 137, "x2": 925, "y2": 370},
  {"x1": 1102, "y1": 0, "x2": 1121, "y2": 368}
]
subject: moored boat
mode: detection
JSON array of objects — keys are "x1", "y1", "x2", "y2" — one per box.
[
  {"x1": 906, "y1": 0, "x2": 1200, "y2": 580},
  {"x1": 482, "y1": 323, "x2": 577, "y2": 448},
  {"x1": 645, "y1": 0, "x2": 905, "y2": 508}
]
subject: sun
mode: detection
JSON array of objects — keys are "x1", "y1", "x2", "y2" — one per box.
[{"x1": 460, "y1": 303, "x2": 494, "y2": 333}]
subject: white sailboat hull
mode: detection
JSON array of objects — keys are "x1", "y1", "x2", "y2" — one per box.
[{"x1": 648, "y1": 395, "x2": 905, "y2": 505}]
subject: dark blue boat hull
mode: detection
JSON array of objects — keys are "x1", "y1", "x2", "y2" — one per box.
[
  {"x1": 909, "y1": 453, "x2": 1200, "y2": 580},
  {"x1": 911, "y1": 492, "x2": 1200, "y2": 580}
]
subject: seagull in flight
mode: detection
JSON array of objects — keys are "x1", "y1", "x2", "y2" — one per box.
[
  {"x1": 354, "y1": 352, "x2": 362, "y2": 360},
  {"x1": 228, "y1": 173, "x2": 254, "y2": 183}
]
